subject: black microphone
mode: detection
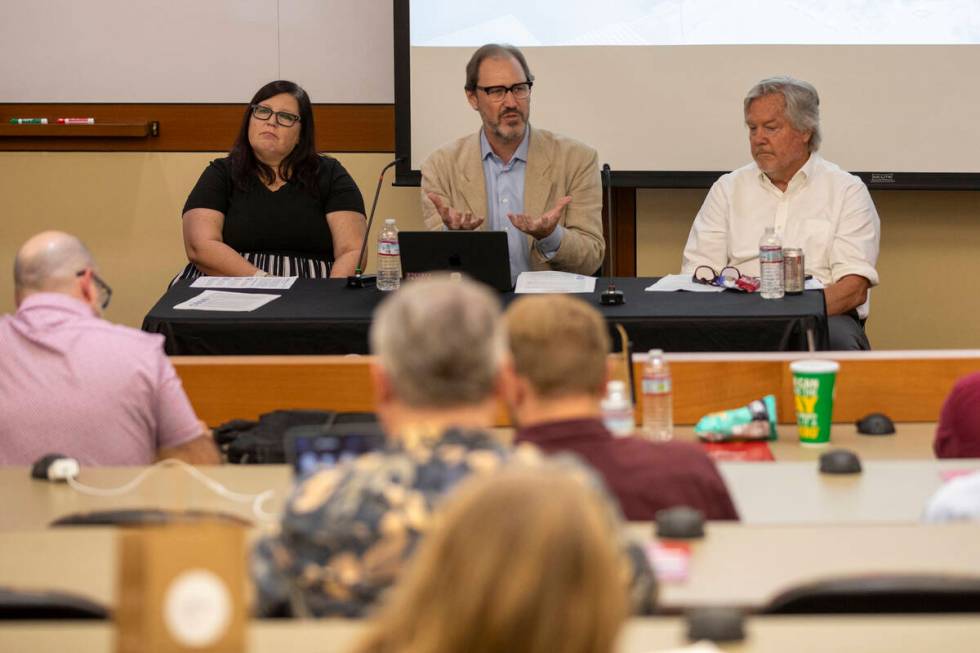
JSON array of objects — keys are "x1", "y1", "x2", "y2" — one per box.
[
  {"x1": 347, "y1": 157, "x2": 403, "y2": 288},
  {"x1": 600, "y1": 163, "x2": 624, "y2": 306}
]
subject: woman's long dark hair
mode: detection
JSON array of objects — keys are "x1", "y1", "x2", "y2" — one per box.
[{"x1": 229, "y1": 80, "x2": 319, "y2": 194}]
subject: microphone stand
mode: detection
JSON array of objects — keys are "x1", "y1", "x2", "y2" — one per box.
[
  {"x1": 600, "y1": 163, "x2": 624, "y2": 305},
  {"x1": 347, "y1": 158, "x2": 401, "y2": 288}
]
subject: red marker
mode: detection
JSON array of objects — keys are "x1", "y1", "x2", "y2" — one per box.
[{"x1": 57, "y1": 118, "x2": 95, "y2": 125}]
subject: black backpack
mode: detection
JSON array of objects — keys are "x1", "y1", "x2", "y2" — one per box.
[{"x1": 213, "y1": 410, "x2": 377, "y2": 464}]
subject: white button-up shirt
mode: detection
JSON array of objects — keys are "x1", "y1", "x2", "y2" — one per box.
[{"x1": 681, "y1": 153, "x2": 880, "y2": 318}]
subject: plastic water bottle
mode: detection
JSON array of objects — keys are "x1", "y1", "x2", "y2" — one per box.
[
  {"x1": 641, "y1": 349, "x2": 673, "y2": 441},
  {"x1": 759, "y1": 227, "x2": 784, "y2": 299},
  {"x1": 377, "y1": 218, "x2": 401, "y2": 291},
  {"x1": 601, "y1": 380, "x2": 635, "y2": 437}
]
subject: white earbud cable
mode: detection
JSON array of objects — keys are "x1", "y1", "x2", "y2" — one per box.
[{"x1": 65, "y1": 458, "x2": 278, "y2": 522}]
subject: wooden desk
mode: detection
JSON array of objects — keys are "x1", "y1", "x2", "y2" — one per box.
[
  {"x1": 0, "y1": 466, "x2": 290, "y2": 532},
  {"x1": 628, "y1": 522, "x2": 980, "y2": 612},
  {"x1": 3, "y1": 616, "x2": 980, "y2": 653},
  {"x1": 716, "y1": 458, "x2": 980, "y2": 524},
  {"x1": 172, "y1": 351, "x2": 980, "y2": 426},
  {"x1": 675, "y1": 422, "x2": 937, "y2": 461},
  {"x1": 2, "y1": 457, "x2": 977, "y2": 532},
  {"x1": 4, "y1": 523, "x2": 980, "y2": 615}
]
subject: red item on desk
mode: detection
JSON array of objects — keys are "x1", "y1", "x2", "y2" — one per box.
[
  {"x1": 700, "y1": 441, "x2": 775, "y2": 462},
  {"x1": 646, "y1": 540, "x2": 691, "y2": 582}
]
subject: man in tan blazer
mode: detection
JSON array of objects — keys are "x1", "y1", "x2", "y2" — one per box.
[{"x1": 421, "y1": 43, "x2": 605, "y2": 279}]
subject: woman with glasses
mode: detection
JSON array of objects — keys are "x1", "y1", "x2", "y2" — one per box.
[{"x1": 174, "y1": 80, "x2": 366, "y2": 282}]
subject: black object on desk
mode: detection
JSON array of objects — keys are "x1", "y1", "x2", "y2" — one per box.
[{"x1": 142, "y1": 278, "x2": 829, "y2": 355}]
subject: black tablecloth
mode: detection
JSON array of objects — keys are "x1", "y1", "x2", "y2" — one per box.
[{"x1": 142, "y1": 278, "x2": 828, "y2": 355}]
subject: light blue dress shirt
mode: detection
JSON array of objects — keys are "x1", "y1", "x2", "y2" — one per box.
[{"x1": 480, "y1": 128, "x2": 564, "y2": 283}]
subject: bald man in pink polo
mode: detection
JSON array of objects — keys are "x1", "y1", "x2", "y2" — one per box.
[{"x1": 0, "y1": 231, "x2": 219, "y2": 466}]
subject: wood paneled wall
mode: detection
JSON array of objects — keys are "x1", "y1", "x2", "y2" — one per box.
[{"x1": 0, "y1": 104, "x2": 393, "y2": 152}]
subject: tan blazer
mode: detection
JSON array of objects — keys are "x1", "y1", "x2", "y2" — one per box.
[{"x1": 420, "y1": 127, "x2": 605, "y2": 275}]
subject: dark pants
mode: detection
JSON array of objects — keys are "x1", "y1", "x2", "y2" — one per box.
[{"x1": 828, "y1": 313, "x2": 870, "y2": 350}]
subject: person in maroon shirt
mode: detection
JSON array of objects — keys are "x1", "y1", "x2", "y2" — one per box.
[
  {"x1": 504, "y1": 295, "x2": 739, "y2": 521},
  {"x1": 934, "y1": 371, "x2": 980, "y2": 458}
]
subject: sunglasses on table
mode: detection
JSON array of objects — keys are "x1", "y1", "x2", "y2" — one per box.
[{"x1": 692, "y1": 265, "x2": 760, "y2": 293}]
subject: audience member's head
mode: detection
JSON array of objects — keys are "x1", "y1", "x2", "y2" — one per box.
[
  {"x1": 369, "y1": 276, "x2": 508, "y2": 432},
  {"x1": 504, "y1": 295, "x2": 610, "y2": 424},
  {"x1": 934, "y1": 372, "x2": 980, "y2": 458},
  {"x1": 13, "y1": 231, "x2": 109, "y2": 313},
  {"x1": 350, "y1": 462, "x2": 631, "y2": 653}
]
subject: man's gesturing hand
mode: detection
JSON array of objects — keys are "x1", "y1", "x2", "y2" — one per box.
[
  {"x1": 427, "y1": 192, "x2": 485, "y2": 231},
  {"x1": 507, "y1": 196, "x2": 572, "y2": 240}
]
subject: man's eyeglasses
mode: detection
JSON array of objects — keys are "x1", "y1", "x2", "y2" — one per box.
[
  {"x1": 250, "y1": 104, "x2": 301, "y2": 128},
  {"x1": 475, "y1": 81, "x2": 533, "y2": 102},
  {"x1": 76, "y1": 269, "x2": 112, "y2": 310},
  {"x1": 693, "y1": 265, "x2": 760, "y2": 293}
]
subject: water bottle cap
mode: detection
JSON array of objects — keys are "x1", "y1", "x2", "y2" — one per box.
[
  {"x1": 607, "y1": 380, "x2": 626, "y2": 393},
  {"x1": 384, "y1": 218, "x2": 396, "y2": 224},
  {"x1": 648, "y1": 349, "x2": 663, "y2": 358}
]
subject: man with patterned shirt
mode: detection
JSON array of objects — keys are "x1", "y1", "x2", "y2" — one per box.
[
  {"x1": 252, "y1": 276, "x2": 657, "y2": 618},
  {"x1": 253, "y1": 277, "x2": 531, "y2": 617}
]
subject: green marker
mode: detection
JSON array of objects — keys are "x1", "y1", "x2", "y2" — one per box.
[{"x1": 9, "y1": 118, "x2": 48, "y2": 124}]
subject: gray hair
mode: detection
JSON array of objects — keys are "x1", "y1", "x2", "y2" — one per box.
[
  {"x1": 464, "y1": 43, "x2": 534, "y2": 92},
  {"x1": 369, "y1": 276, "x2": 506, "y2": 408},
  {"x1": 13, "y1": 231, "x2": 95, "y2": 294},
  {"x1": 744, "y1": 76, "x2": 821, "y2": 152}
]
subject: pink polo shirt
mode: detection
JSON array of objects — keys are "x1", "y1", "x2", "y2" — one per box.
[{"x1": 0, "y1": 293, "x2": 202, "y2": 465}]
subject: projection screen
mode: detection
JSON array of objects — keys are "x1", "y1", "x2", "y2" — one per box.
[{"x1": 395, "y1": 1, "x2": 980, "y2": 189}]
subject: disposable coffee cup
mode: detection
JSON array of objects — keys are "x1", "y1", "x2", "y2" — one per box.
[{"x1": 790, "y1": 360, "x2": 839, "y2": 446}]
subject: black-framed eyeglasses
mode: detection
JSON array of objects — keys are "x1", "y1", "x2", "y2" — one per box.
[
  {"x1": 693, "y1": 265, "x2": 742, "y2": 288},
  {"x1": 475, "y1": 81, "x2": 533, "y2": 102},
  {"x1": 76, "y1": 269, "x2": 112, "y2": 310},
  {"x1": 250, "y1": 104, "x2": 301, "y2": 128},
  {"x1": 693, "y1": 265, "x2": 761, "y2": 293}
]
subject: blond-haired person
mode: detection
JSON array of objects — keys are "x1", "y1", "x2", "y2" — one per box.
[
  {"x1": 505, "y1": 294, "x2": 738, "y2": 521},
  {"x1": 350, "y1": 462, "x2": 634, "y2": 653}
]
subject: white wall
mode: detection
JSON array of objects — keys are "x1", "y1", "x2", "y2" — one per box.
[{"x1": 0, "y1": 0, "x2": 393, "y2": 103}]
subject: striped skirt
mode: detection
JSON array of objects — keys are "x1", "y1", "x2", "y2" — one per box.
[{"x1": 170, "y1": 252, "x2": 332, "y2": 286}]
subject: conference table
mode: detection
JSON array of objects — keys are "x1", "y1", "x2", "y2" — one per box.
[
  {"x1": 5, "y1": 615, "x2": 980, "y2": 653},
  {"x1": 2, "y1": 451, "x2": 976, "y2": 531},
  {"x1": 4, "y1": 522, "x2": 980, "y2": 615},
  {"x1": 141, "y1": 278, "x2": 829, "y2": 355}
]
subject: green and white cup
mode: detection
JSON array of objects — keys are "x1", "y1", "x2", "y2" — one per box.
[{"x1": 790, "y1": 360, "x2": 839, "y2": 446}]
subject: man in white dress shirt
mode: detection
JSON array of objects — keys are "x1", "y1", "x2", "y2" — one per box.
[{"x1": 681, "y1": 76, "x2": 880, "y2": 350}]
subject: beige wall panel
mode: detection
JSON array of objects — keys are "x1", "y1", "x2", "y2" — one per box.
[
  {"x1": 636, "y1": 188, "x2": 980, "y2": 350},
  {"x1": 0, "y1": 153, "x2": 423, "y2": 329}
]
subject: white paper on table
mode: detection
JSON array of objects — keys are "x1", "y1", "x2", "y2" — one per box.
[
  {"x1": 645, "y1": 274, "x2": 724, "y2": 293},
  {"x1": 805, "y1": 277, "x2": 825, "y2": 290},
  {"x1": 190, "y1": 276, "x2": 297, "y2": 290},
  {"x1": 515, "y1": 271, "x2": 597, "y2": 294},
  {"x1": 173, "y1": 290, "x2": 281, "y2": 312}
]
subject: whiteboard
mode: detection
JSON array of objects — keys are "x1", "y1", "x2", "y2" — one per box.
[{"x1": 0, "y1": 0, "x2": 393, "y2": 103}]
